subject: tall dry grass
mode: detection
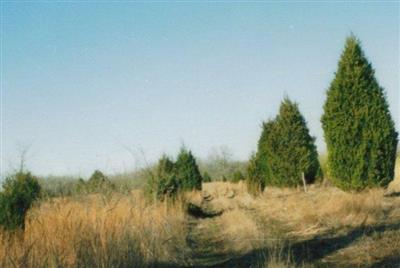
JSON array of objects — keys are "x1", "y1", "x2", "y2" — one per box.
[
  {"x1": 0, "y1": 191, "x2": 190, "y2": 268},
  {"x1": 1, "y1": 160, "x2": 399, "y2": 268},
  {"x1": 254, "y1": 187, "x2": 393, "y2": 237},
  {"x1": 196, "y1": 179, "x2": 400, "y2": 267},
  {"x1": 200, "y1": 181, "x2": 396, "y2": 236}
]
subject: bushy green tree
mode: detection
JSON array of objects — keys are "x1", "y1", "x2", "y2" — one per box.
[
  {"x1": 202, "y1": 172, "x2": 212, "y2": 183},
  {"x1": 86, "y1": 170, "x2": 114, "y2": 192},
  {"x1": 246, "y1": 153, "x2": 264, "y2": 196},
  {"x1": 0, "y1": 171, "x2": 41, "y2": 230},
  {"x1": 256, "y1": 98, "x2": 321, "y2": 187},
  {"x1": 88, "y1": 170, "x2": 108, "y2": 184},
  {"x1": 232, "y1": 170, "x2": 245, "y2": 183},
  {"x1": 153, "y1": 155, "x2": 179, "y2": 199},
  {"x1": 321, "y1": 36, "x2": 398, "y2": 190},
  {"x1": 255, "y1": 120, "x2": 274, "y2": 184},
  {"x1": 175, "y1": 148, "x2": 203, "y2": 190},
  {"x1": 147, "y1": 150, "x2": 203, "y2": 200}
]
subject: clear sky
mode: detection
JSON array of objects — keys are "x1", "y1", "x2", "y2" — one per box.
[{"x1": 2, "y1": 1, "x2": 399, "y2": 177}]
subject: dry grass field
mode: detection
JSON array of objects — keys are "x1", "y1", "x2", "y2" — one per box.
[
  {"x1": 1, "y1": 160, "x2": 400, "y2": 268},
  {"x1": 0, "y1": 192, "x2": 190, "y2": 267}
]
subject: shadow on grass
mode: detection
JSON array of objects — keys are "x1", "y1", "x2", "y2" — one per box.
[
  {"x1": 153, "y1": 222, "x2": 400, "y2": 267},
  {"x1": 189, "y1": 223, "x2": 400, "y2": 268},
  {"x1": 384, "y1": 192, "x2": 400, "y2": 197},
  {"x1": 289, "y1": 222, "x2": 400, "y2": 265},
  {"x1": 187, "y1": 203, "x2": 224, "y2": 219},
  {"x1": 370, "y1": 255, "x2": 400, "y2": 268}
]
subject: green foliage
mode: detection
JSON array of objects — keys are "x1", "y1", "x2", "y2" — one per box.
[
  {"x1": 318, "y1": 154, "x2": 328, "y2": 183},
  {"x1": 146, "y1": 155, "x2": 179, "y2": 200},
  {"x1": 147, "y1": 149, "x2": 203, "y2": 201},
  {"x1": 0, "y1": 171, "x2": 41, "y2": 230},
  {"x1": 202, "y1": 172, "x2": 212, "y2": 183},
  {"x1": 175, "y1": 148, "x2": 203, "y2": 191},
  {"x1": 321, "y1": 35, "x2": 398, "y2": 190},
  {"x1": 246, "y1": 153, "x2": 264, "y2": 196},
  {"x1": 44, "y1": 170, "x2": 115, "y2": 195},
  {"x1": 232, "y1": 170, "x2": 245, "y2": 183},
  {"x1": 88, "y1": 170, "x2": 108, "y2": 184},
  {"x1": 77, "y1": 178, "x2": 86, "y2": 193},
  {"x1": 86, "y1": 170, "x2": 115, "y2": 192},
  {"x1": 256, "y1": 97, "x2": 321, "y2": 187}
]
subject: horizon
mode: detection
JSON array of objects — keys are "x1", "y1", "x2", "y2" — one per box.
[{"x1": 2, "y1": 2, "x2": 399, "y2": 177}]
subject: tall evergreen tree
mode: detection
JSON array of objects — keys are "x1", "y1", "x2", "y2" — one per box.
[
  {"x1": 175, "y1": 147, "x2": 203, "y2": 190},
  {"x1": 255, "y1": 120, "x2": 274, "y2": 184},
  {"x1": 321, "y1": 35, "x2": 398, "y2": 190},
  {"x1": 256, "y1": 98, "x2": 321, "y2": 187}
]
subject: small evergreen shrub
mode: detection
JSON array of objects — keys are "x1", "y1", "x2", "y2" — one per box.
[
  {"x1": 321, "y1": 35, "x2": 398, "y2": 190},
  {"x1": 232, "y1": 170, "x2": 245, "y2": 183},
  {"x1": 256, "y1": 97, "x2": 321, "y2": 187},
  {"x1": 86, "y1": 170, "x2": 115, "y2": 192},
  {"x1": 147, "y1": 149, "x2": 203, "y2": 200},
  {"x1": 154, "y1": 155, "x2": 179, "y2": 200},
  {"x1": 202, "y1": 172, "x2": 212, "y2": 183},
  {"x1": 76, "y1": 170, "x2": 115, "y2": 193},
  {"x1": 0, "y1": 171, "x2": 41, "y2": 230},
  {"x1": 88, "y1": 170, "x2": 108, "y2": 184},
  {"x1": 175, "y1": 147, "x2": 203, "y2": 191}
]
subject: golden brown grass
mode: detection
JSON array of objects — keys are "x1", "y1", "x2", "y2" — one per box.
[
  {"x1": 387, "y1": 156, "x2": 400, "y2": 194},
  {"x1": 188, "y1": 178, "x2": 400, "y2": 267},
  {"x1": 1, "y1": 163, "x2": 400, "y2": 268},
  {"x1": 256, "y1": 187, "x2": 393, "y2": 235},
  {"x1": 0, "y1": 191, "x2": 189, "y2": 268},
  {"x1": 201, "y1": 180, "x2": 397, "y2": 234}
]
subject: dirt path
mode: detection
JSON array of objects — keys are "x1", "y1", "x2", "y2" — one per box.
[
  {"x1": 182, "y1": 184, "x2": 400, "y2": 267},
  {"x1": 186, "y1": 216, "x2": 231, "y2": 267},
  {"x1": 184, "y1": 188, "x2": 266, "y2": 267},
  {"x1": 184, "y1": 192, "x2": 231, "y2": 267}
]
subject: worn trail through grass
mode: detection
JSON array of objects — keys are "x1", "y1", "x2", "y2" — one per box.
[
  {"x1": 182, "y1": 182, "x2": 400, "y2": 268},
  {"x1": 184, "y1": 185, "x2": 273, "y2": 267}
]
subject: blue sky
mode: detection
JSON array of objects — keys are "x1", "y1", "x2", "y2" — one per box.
[{"x1": 2, "y1": 2, "x2": 399, "y2": 177}]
